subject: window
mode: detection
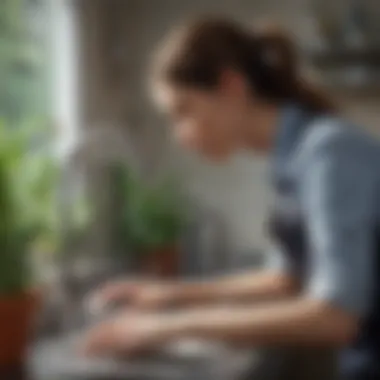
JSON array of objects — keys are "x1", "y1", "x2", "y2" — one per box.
[
  {"x1": 0, "y1": 0, "x2": 50, "y2": 127},
  {"x1": 50, "y1": 0, "x2": 80, "y2": 152}
]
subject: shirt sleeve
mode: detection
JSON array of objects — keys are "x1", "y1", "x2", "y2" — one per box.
[
  {"x1": 265, "y1": 245, "x2": 291, "y2": 273},
  {"x1": 299, "y1": 132, "x2": 377, "y2": 318}
]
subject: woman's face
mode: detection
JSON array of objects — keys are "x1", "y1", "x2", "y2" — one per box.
[{"x1": 153, "y1": 78, "x2": 250, "y2": 161}]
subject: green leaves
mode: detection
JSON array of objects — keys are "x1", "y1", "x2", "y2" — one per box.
[
  {"x1": 0, "y1": 0, "x2": 57, "y2": 293},
  {"x1": 117, "y1": 169, "x2": 187, "y2": 255},
  {"x1": 0, "y1": 119, "x2": 58, "y2": 293}
]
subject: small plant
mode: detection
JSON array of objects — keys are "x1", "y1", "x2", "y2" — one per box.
[
  {"x1": 0, "y1": 119, "x2": 59, "y2": 293},
  {"x1": 116, "y1": 167, "x2": 187, "y2": 256},
  {"x1": 0, "y1": 119, "x2": 65, "y2": 367}
]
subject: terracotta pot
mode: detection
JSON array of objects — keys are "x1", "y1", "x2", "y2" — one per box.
[
  {"x1": 141, "y1": 245, "x2": 179, "y2": 278},
  {"x1": 0, "y1": 290, "x2": 39, "y2": 368}
]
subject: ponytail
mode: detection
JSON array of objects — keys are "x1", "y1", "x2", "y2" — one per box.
[{"x1": 253, "y1": 23, "x2": 336, "y2": 112}]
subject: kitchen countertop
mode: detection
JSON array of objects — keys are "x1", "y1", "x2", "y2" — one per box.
[{"x1": 24, "y1": 335, "x2": 257, "y2": 380}]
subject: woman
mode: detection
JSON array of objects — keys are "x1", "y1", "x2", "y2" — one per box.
[{"x1": 83, "y1": 17, "x2": 380, "y2": 379}]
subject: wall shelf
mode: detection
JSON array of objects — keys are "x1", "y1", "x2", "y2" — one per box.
[{"x1": 305, "y1": 46, "x2": 380, "y2": 68}]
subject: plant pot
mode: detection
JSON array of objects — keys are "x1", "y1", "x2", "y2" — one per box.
[
  {"x1": 0, "y1": 290, "x2": 39, "y2": 368},
  {"x1": 141, "y1": 245, "x2": 180, "y2": 278}
]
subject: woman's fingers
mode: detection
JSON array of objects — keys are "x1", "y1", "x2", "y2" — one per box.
[
  {"x1": 80, "y1": 313, "x2": 163, "y2": 357},
  {"x1": 88, "y1": 280, "x2": 144, "y2": 312},
  {"x1": 88, "y1": 280, "x2": 178, "y2": 314}
]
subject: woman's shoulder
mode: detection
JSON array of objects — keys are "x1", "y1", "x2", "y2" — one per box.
[
  {"x1": 300, "y1": 115, "x2": 379, "y2": 157},
  {"x1": 294, "y1": 114, "x2": 380, "y2": 172}
]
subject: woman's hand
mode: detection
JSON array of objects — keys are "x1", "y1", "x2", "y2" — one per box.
[
  {"x1": 81, "y1": 312, "x2": 167, "y2": 357},
  {"x1": 90, "y1": 280, "x2": 179, "y2": 312}
]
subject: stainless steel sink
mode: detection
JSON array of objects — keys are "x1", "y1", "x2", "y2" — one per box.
[{"x1": 29, "y1": 334, "x2": 257, "y2": 380}]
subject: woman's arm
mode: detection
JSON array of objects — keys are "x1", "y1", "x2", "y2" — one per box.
[
  {"x1": 158, "y1": 297, "x2": 357, "y2": 346},
  {"x1": 96, "y1": 266, "x2": 297, "y2": 311},
  {"x1": 166, "y1": 269, "x2": 298, "y2": 306}
]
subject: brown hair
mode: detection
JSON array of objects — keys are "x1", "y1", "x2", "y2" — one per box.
[{"x1": 153, "y1": 17, "x2": 335, "y2": 113}]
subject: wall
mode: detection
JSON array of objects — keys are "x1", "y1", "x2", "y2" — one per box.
[{"x1": 78, "y1": 0, "x2": 380, "y2": 254}]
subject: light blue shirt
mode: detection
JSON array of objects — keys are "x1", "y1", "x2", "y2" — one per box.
[{"x1": 268, "y1": 104, "x2": 380, "y2": 318}]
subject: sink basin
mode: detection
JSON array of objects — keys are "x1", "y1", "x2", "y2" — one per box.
[{"x1": 29, "y1": 334, "x2": 257, "y2": 380}]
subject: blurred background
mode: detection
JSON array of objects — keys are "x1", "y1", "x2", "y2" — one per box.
[{"x1": 1, "y1": 0, "x2": 380, "y2": 378}]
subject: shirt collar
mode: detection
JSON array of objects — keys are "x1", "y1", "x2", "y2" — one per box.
[{"x1": 272, "y1": 103, "x2": 313, "y2": 183}]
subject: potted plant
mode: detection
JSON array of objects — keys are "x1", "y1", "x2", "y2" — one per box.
[
  {"x1": 118, "y1": 170, "x2": 187, "y2": 278},
  {"x1": 0, "y1": 120, "x2": 58, "y2": 368}
]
